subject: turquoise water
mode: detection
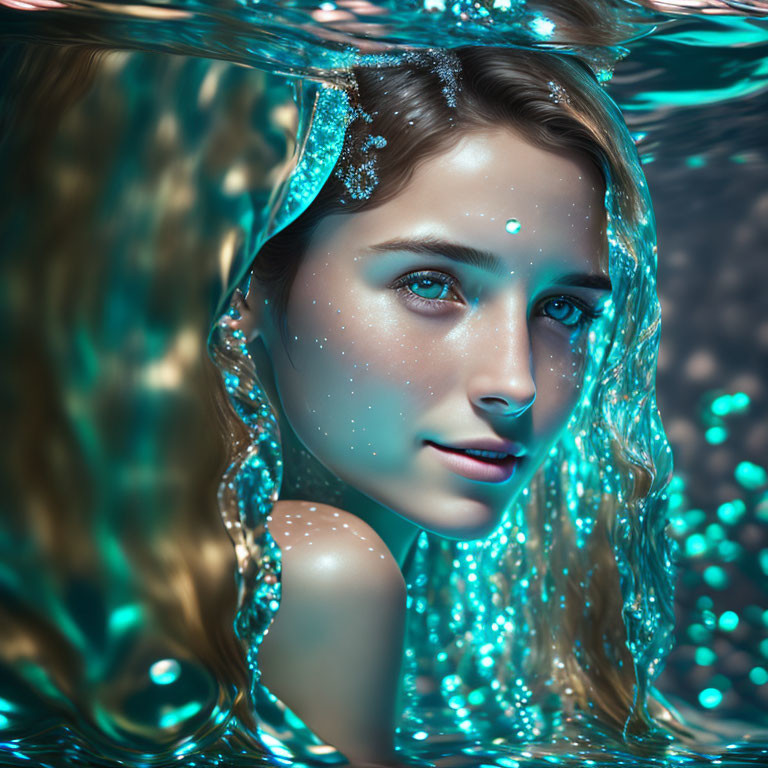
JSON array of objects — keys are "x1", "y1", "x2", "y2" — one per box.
[{"x1": 1, "y1": 1, "x2": 768, "y2": 766}]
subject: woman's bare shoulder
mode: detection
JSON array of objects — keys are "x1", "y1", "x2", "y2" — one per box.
[
  {"x1": 259, "y1": 500, "x2": 405, "y2": 762},
  {"x1": 267, "y1": 499, "x2": 405, "y2": 594}
]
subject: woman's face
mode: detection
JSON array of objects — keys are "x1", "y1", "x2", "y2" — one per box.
[{"x1": 258, "y1": 129, "x2": 610, "y2": 539}]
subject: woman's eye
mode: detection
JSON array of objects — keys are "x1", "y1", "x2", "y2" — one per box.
[
  {"x1": 391, "y1": 270, "x2": 463, "y2": 306},
  {"x1": 539, "y1": 296, "x2": 597, "y2": 328}
]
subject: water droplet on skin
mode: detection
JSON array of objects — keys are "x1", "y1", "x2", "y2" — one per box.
[{"x1": 505, "y1": 218, "x2": 522, "y2": 234}]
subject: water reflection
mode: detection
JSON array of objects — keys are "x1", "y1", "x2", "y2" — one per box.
[{"x1": 1, "y1": 1, "x2": 767, "y2": 766}]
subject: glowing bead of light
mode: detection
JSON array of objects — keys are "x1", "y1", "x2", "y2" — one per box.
[
  {"x1": 149, "y1": 658, "x2": 181, "y2": 686},
  {"x1": 505, "y1": 218, "x2": 522, "y2": 234},
  {"x1": 717, "y1": 500, "x2": 746, "y2": 526},
  {"x1": 759, "y1": 549, "x2": 768, "y2": 577},
  {"x1": 735, "y1": 461, "x2": 767, "y2": 491},
  {"x1": 685, "y1": 533, "x2": 707, "y2": 558},
  {"x1": 731, "y1": 391, "x2": 750, "y2": 411},
  {"x1": 718, "y1": 611, "x2": 739, "y2": 632},
  {"x1": 705, "y1": 426, "x2": 728, "y2": 445},
  {"x1": 698, "y1": 688, "x2": 723, "y2": 709},
  {"x1": 749, "y1": 667, "x2": 768, "y2": 686},
  {"x1": 688, "y1": 623, "x2": 710, "y2": 643},
  {"x1": 413, "y1": 731, "x2": 428, "y2": 741},
  {"x1": 710, "y1": 394, "x2": 734, "y2": 416},
  {"x1": 695, "y1": 647, "x2": 716, "y2": 666},
  {"x1": 468, "y1": 689, "x2": 485, "y2": 706},
  {"x1": 703, "y1": 565, "x2": 728, "y2": 590}
]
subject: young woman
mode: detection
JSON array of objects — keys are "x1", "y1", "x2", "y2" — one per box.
[{"x1": 213, "y1": 46, "x2": 674, "y2": 765}]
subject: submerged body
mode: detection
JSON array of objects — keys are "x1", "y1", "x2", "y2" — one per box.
[{"x1": 261, "y1": 500, "x2": 405, "y2": 764}]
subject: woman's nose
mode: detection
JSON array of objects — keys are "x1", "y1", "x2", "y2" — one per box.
[{"x1": 466, "y1": 313, "x2": 536, "y2": 419}]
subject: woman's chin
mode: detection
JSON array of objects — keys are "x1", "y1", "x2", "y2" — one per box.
[{"x1": 404, "y1": 495, "x2": 508, "y2": 542}]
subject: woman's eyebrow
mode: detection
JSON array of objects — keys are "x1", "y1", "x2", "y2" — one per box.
[
  {"x1": 366, "y1": 237, "x2": 506, "y2": 277},
  {"x1": 553, "y1": 273, "x2": 612, "y2": 291}
]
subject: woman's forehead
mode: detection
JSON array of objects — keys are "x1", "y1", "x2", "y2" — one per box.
[{"x1": 312, "y1": 128, "x2": 607, "y2": 278}]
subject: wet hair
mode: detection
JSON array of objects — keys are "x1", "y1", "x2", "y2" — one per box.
[{"x1": 235, "y1": 46, "x2": 673, "y2": 741}]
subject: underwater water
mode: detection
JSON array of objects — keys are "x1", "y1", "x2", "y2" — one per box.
[{"x1": 1, "y1": 1, "x2": 768, "y2": 766}]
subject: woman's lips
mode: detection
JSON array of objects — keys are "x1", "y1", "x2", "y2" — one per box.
[{"x1": 424, "y1": 441, "x2": 521, "y2": 483}]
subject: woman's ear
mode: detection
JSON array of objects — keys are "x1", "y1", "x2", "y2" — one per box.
[{"x1": 231, "y1": 278, "x2": 266, "y2": 342}]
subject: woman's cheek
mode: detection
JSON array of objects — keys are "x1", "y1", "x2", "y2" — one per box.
[
  {"x1": 530, "y1": 328, "x2": 588, "y2": 440},
  {"x1": 275, "y1": 299, "x2": 420, "y2": 470}
]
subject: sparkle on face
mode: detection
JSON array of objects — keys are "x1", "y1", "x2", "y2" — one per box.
[{"x1": 505, "y1": 217, "x2": 522, "y2": 235}]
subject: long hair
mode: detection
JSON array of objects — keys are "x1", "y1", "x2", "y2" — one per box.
[{"x1": 212, "y1": 46, "x2": 675, "y2": 745}]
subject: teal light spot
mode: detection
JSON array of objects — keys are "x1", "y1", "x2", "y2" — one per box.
[
  {"x1": 705, "y1": 426, "x2": 728, "y2": 445},
  {"x1": 710, "y1": 394, "x2": 733, "y2": 416},
  {"x1": 717, "y1": 540, "x2": 742, "y2": 562},
  {"x1": 705, "y1": 523, "x2": 725, "y2": 543},
  {"x1": 108, "y1": 603, "x2": 143, "y2": 634},
  {"x1": 716, "y1": 500, "x2": 746, "y2": 526},
  {"x1": 718, "y1": 611, "x2": 739, "y2": 632},
  {"x1": 685, "y1": 155, "x2": 707, "y2": 168},
  {"x1": 731, "y1": 392, "x2": 750, "y2": 412},
  {"x1": 467, "y1": 689, "x2": 485, "y2": 706},
  {"x1": 688, "y1": 623, "x2": 710, "y2": 643},
  {"x1": 703, "y1": 565, "x2": 728, "y2": 589},
  {"x1": 149, "y1": 658, "x2": 181, "y2": 686},
  {"x1": 759, "y1": 549, "x2": 768, "y2": 577},
  {"x1": 669, "y1": 475, "x2": 686, "y2": 493},
  {"x1": 685, "y1": 533, "x2": 707, "y2": 558},
  {"x1": 0, "y1": 698, "x2": 15, "y2": 713},
  {"x1": 684, "y1": 509, "x2": 706, "y2": 528},
  {"x1": 695, "y1": 647, "x2": 716, "y2": 666},
  {"x1": 698, "y1": 688, "x2": 723, "y2": 709},
  {"x1": 159, "y1": 700, "x2": 203, "y2": 729},
  {"x1": 505, "y1": 218, "x2": 521, "y2": 234},
  {"x1": 0, "y1": 714, "x2": 9, "y2": 730},
  {"x1": 413, "y1": 731, "x2": 428, "y2": 741},
  {"x1": 760, "y1": 638, "x2": 768, "y2": 658},
  {"x1": 735, "y1": 461, "x2": 767, "y2": 491},
  {"x1": 749, "y1": 667, "x2": 768, "y2": 686}
]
